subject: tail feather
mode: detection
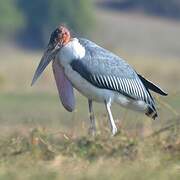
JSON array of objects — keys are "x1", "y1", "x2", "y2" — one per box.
[
  {"x1": 145, "y1": 106, "x2": 158, "y2": 120},
  {"x1": 138, "y1": 74, "x2": 168, "y2": 96}
]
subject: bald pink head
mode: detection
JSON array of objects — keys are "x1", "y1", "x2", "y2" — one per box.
[
  {"x1": 31, "y1": 25, "x2": 71, "y2": 86},
  {"x1": 49, "y1": 25, "x2": 71, "y2": 48}
]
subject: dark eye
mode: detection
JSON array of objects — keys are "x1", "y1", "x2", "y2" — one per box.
[{"x1": 56, "y1": 29, "x2": 60, "y2": 34}]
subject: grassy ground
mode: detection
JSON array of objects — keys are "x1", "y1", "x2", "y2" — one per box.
[
  {"x1": 0, "y1": 9, "x2": 180, "y2": 180},
  {"x1": 0, "y1": 50, "x2": 179, "y2": 179},
  {"x1": 0, "y1": 90, "x2": 179, "y2": 179}
]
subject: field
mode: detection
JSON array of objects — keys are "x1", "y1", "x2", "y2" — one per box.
[{"x1": 0, "y1": 9, "x2": 180, "y2": 179}]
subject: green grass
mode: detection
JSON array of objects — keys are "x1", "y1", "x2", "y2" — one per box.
[
  {"x1": 0, "y1": 91, "x2": 179, "y2": 180},
  {"x1": 0, "y1": 120, "x2": 179, "y2": 180}
]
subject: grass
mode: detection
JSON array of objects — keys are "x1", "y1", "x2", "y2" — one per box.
[
  {"x1": 0, "y1": 91, "x2": 179, "y2": 180},
  {"x1": 0, "y1": 121, "x2": 179, "y2": 180}
]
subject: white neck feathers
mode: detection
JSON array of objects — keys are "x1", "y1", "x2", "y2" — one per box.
[
  {"x1": 70, "y1": 38, "x2": 85, "y2": 59},
  {"x1": 58, "y1": 38, "x2": 85, "y2": 66}
]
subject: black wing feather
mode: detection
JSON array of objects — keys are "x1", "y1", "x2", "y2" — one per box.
[{"x1": 138, "y1": 74, "x2": 168, "y2": 96}]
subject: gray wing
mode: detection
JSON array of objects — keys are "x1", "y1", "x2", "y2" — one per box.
[{"x1": 71, "y1": 38, "x2": 155, "y2": 107}]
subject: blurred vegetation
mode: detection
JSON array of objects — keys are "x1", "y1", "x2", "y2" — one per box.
[
  {"x1": 99, "y1": 0, "x2": 180, "y2": 19},
  {"x1": 0, "y1": 0, "x2": 24, "y2": 38},
  {"x1": 0, "y1": 0, "x2": 94, "y2": 48},
  {"x1": 17, "y1": 0, "x2": 94, "y2": 48},
  {"x1": 1, "y1": 0, "x2": 180, "y2": 48},
  {"x1": 131, "y1": 0, "x2": 180, "y2": 18}
]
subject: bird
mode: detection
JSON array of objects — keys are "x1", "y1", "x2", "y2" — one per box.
[{"x1": 31, "y1": 25, "x2": 168, "y2": 136}]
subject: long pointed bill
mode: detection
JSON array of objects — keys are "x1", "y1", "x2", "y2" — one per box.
[
  {"x1": 52, "y1": 60, "x2": 75, "y2": 112},
  {"x1": 31, "y1": 44, "x2": 60, "y2": 86}
]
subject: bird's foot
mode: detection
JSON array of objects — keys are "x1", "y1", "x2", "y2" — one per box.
[
  {"x1": 88, "y1": 126, "x2": 96, "y2": 136},
  {"x1": 111, "y1": 125, "x2": 118, "y2": 136}
]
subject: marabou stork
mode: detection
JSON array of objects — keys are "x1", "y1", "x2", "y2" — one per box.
[{"x1": 32, "y1": 25, "x2": 167, "y2": 135}]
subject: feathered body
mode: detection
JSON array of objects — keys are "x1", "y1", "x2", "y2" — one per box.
[{"x1": 58, "y1": 38, "x2": 166, "y2": 119}]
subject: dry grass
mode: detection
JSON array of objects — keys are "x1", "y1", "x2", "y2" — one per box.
[{"x1": 0, "y1": 122, "x2": 179, "y2": 180}]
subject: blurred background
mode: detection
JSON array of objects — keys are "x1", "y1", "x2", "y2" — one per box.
[{"x1": 0, "y1": 0, "x2": 179, "y2": 179}]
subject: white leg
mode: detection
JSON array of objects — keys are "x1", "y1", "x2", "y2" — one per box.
[
  {"x1": 105, "y1": 100, "x2": 118, "y2": 136},
  {"x1": 88, "y1": 99, "x2": 96, "y2": 135}
]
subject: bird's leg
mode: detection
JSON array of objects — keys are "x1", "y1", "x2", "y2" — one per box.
[
  {"x1": 105, "y1": 100, "x2": 118, "y2": 136},
  {"x1": 88, "y1": 99, "x2": 96, "y2": 136}
]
